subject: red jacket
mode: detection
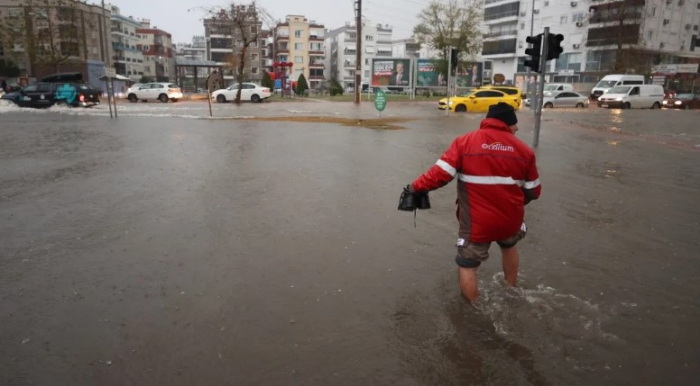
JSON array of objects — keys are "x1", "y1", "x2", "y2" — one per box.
[{"x1": 412, "y1": 118, "x2": 541, "y2": 243}]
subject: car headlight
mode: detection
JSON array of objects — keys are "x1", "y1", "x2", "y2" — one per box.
[
  {"x1": 448, "y1": 101, "x2": 454, "y2": 105},
  {"x1": 615, "y1": 97, "x2": 622, "y2": 101},
  {"x1": 674, "y1": 101, "x2": 682, "y2": 105},
  {"x1": 662, "y1": 100, "x2": 667, "y2": 105}
]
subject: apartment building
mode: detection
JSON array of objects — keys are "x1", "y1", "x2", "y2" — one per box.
[
  {"x1": 109, "y1": 4, "x2": 144, "y2": 81},
  {"x1": 481, "y1": 0, "x2": 700, "y2": 85},
  {"x1": 203, "y1": 3, "x2": 266, "y2": 84},
  {"x1": 325, "y1": 21, "x2": 392, "y2": 88},
  {"x1": 0, "y1": 0, "x2": 111, "y2": 79},
  {"x1": 136, "y1": 19, "x2": 175, "y2": 82},
  {"x1": 273, "y1": 15, "x2": 326, "y2": 89},
  {"x1": 391, "y1": 38, "x2": 439, "y2": 59}
]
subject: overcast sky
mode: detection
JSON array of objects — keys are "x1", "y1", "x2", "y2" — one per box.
[{"x1": 110, "y1": 0, "x2": 425, "y2": 43}]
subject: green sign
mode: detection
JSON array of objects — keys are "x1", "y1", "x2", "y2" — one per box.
[{"x1": 374, "y1": 89, "x2": 387, "y2": 112}]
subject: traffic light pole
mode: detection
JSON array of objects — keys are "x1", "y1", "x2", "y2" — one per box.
[
  {"x1": 446, "y1": 47, "x2": 452, "y2": 116},
  {"x1": 533, "y1": 27, "x2": 549, "y2": 149}
]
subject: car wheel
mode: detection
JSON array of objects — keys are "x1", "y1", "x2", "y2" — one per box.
[
  {"x1": 544, "y1": 102, "x2": 553, "y2": 108},
  {"x1": 159, "y1": 94, "x2": 169, "y2": 103},
  {"x1": 251, "y1": 94, "x2": 261, "y2": 103},
  {"x1": 217, "y1": 95, "x2": 226, "y2": 103},
  {"x1": 454, "y1": 104, "x2": 467, "y2": 112},
  {"x1": 622, "y1": 102, "x2": 631, "y2": 109},
  {"x1": 684, "y1": 104, "x2": 690, "y2": 110},
  {"x1": 651, "y1": 102, "x2": 661, "y2": 109},
  {"x1": 576, "y1": 102, "x2": 585, "y2": 108},
  {"x1": 128, "y1": 94, "x2": 138, "y2": 103}
]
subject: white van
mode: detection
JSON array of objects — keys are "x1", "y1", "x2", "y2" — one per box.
[
  {"x1": 590, "y1": 74, "x2": 645, "y2": 100},
  {"x1": 597, "y1": 84, "x2": 664, "y2": 109},
  {"x1": 544, "y1": 83, "x2": 574, "y2": 93}
]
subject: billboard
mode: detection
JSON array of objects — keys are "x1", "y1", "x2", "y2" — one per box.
[
  {"x1": 371, "y1": 58, "x2": 411, "y2": 87},
  {"x1": 416, "y1": 59, "x2": 484, "y2": 88}
]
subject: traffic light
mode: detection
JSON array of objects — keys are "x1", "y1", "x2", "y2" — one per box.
[
  {"x1": 547, "y1": 34, "x2": 564, "y2": 60},
  {"x1": 524, "y1": 34, "x2": 543, "y2": 73},
  {"x1": 450, "y1": 48, "x2": 460, "y2": 68}
]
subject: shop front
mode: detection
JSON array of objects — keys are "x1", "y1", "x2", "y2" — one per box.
[{"x1": 650, "y1": 63, "x2": 700, "y2": 96}]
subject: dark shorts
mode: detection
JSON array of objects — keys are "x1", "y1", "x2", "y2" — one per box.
[{"x1": 455, "y1": 223, "x2": 527, "y2": 268}]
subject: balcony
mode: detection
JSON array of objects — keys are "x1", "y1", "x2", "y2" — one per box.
[
  {"x1": 310, "y1": 36, "x2": 324, "y2": 41},
  {"x1": 481, "y1": 38, "x2": 517, "y2": 56},
  {"x1": 344, "y1": 61, "x2": 356, "y2": 68},
  {"x1": 345, "y1": 50, "x2": 357, "y2": 55},
  {"x1": 310, "y1": 61, "x2": 324, "y2": 67},
  {"x1": 276, "y1": 35, "x2": 289, "y2": 40},
  {"x1": 376, "y1": 51, "x2": 392, "y2": 56},
  {"x1": 483, "y1": 30, "x2": 517, "y2": 39},
  {"x1": 589, "y1": 11, "x2": 643, "y2": 24},
  {"x1": 586, "y1": 24, "x2": 640, "y2": 47},
  {"x1": 309, "y1": 51, "x2": 324, "y2": 56},
  {"x1": 276, "y1": 50, "x2": 289, "y2": 55}
]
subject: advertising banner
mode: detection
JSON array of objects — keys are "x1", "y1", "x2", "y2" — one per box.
[
  {"x1": 416, "y1": 59, "x2": 483, "y2": 88},
  {"x1": 371, "y1": 58, "x2": 411, "y2": 87}
]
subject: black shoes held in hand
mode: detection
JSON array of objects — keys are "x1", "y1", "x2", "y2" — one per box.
[{"x1": 398, "y1": 185, "x2": 431, "y2": 211}]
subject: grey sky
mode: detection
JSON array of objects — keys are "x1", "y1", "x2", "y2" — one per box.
[{"x1": 109, "y1": 0, "x2": 422, "y2": 43}]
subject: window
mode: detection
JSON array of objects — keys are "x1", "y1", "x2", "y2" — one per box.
[
  {"x1": 295, "y1": 43, "x2": 304, "y2": 50},
  {"x1": 560, "y1": 15, "x2": 568, "y2": 24},
  {"x1": 648, "y1": 30, "x2": 653, "y2": 40},
  {"x1": 572, "y1": 13, "x2": 586, "y2": 22},
  {"x1": 544, "y1": 1, "x2": 549, "y2": 5},
  {"x1": 251, "y1": 67, "x2": 259, "y2": 74},
  {"x1": 364, "y1": 70, "x2": 369, "y2": 77},
  {"x1": 652, "y1": 6, "x2": 656, "y2": 16},
  {"x1": 484, "y1": 2, "x2": 520, "y2": 21},
  {"x1": 310, "y1": 43, "x2": 323, "y2": 51},
  {"x1": 629, "y1": 87, "x2": 639, "y2": 95},
  {"x1": 365, "y1": 58, "x2": 369, "y2": 65},
  {"x1": 294, "y1": 56, "x2": 303, "y2": 63},
  {"x1": 251, "y1": 53, "x2": 259, "y2": 61},
  {"x1": 294, "y1": 30, "x2": 303, "y2": 38},
  {"x1": 37, "y1": 83, "x2": 52, "y2": 92},
  {"x1": 520, "y1": 23, "x2": 525, "y2": 30},
  {"x1": 475, "y1": 91, "x2": 504, "y2": 98},
  {"x1": 366, "y1": 35, "x2": 373, "y2": 41}
]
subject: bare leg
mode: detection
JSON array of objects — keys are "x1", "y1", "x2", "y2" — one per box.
[
  {"x1": 501, "y1": 246, "x2": 520, "y2": 287},
  {"x1": 458, "y1": 267, "x2": 479, "y2": 303}
]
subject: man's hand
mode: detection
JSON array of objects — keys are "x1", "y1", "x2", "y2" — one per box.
[{"x1": 398, "y1": 185, "x2": 416, "y2": 211}]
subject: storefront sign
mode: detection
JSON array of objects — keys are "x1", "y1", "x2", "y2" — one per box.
[{"x1": 651, "y1": 64, "x2": 699, "y2": 74}]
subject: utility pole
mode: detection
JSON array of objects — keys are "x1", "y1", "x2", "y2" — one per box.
[
  {"x1": 354, "y1": 0, "x2": 362, "y2": 104},
  {"x1": 533, "y1": 27, "x2": 549, "y2": 149},
  {"x1": 446, "y1": 47, "x2": 452, "y2": 116},
  {"x1": 101, "y1": 0, "x2": 114, "y2": 118},
  {"x1": 526, "y1": 0, "x2": 535, "y2": 102}
]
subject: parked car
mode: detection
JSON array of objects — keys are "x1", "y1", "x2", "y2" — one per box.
[
  {"x1": 590, "y1": 74, "x2": 645, "y2": 100},
  {"x1": 127, "y1": 83, "x2": 183, "y2": 103},
  {"x1": 662, "y1": 93, "x2": 700, "y2": 109},
  {"x1": 1, "y1": 81, "x2": 100, "y2": 108},
  {"x1": 439, "y1": 89, "x2": 520, "y2": 113},
  {"x1": 212, "y1": 83, "x2": 271, "y2": 103},
  {"x1": 597, "y1": 85, "x2": 664, "y2": 109}
]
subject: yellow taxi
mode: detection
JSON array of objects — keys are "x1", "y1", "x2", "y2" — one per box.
[{"x1": 438, "y1": 88, "x2": 521, "y2": 113}]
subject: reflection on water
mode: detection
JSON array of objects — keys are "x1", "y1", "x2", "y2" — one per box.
[{"x1": 390, "y1": 273, "x2": 619, "y2": 385}]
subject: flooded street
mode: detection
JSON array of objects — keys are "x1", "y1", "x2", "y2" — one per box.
[{"x1": 1, "y1": 101, "x2": 699, "y2": 385}]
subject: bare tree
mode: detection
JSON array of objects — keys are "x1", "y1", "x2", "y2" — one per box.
[
  {"x1": 0, "y1": 0, "x2": 83, "y2": 75},
  {"x1": 207, "y1": 2, "x2": 272, "y2": 104},
  {"x1": 586, "y1": 0, "x2": 649, "y2": 74},
  {"x1": 413, "y1": 0, "x2": 482, "y2": 75}
]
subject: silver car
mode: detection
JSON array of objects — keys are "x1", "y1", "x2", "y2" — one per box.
[
  {"x1": 525, "y1": 91, "x2": 589, "y2": 108},
  {"x1": 542, "y1": 91, "x2": 589, "y2": 108}
]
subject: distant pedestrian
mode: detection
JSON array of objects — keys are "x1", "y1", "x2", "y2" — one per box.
[
  {"x1": 1, "y1": 79, "x2": 7, "y2": 92},
  {"x1": 399, "y1": 103, "x2": 542, "y2": 302}
]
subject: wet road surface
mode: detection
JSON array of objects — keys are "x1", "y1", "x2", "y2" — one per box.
[{"x1": 1, "y1": 102, "x2": 699, "y2": 385}]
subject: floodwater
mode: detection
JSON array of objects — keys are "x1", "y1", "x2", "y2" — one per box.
[{"x1": 1, "y1": 101, "x2": 699, "y2": 385}]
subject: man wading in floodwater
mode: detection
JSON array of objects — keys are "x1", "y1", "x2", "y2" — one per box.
[{"x1": 399, "y1": 103, "x2": 541, "y2": 302}]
